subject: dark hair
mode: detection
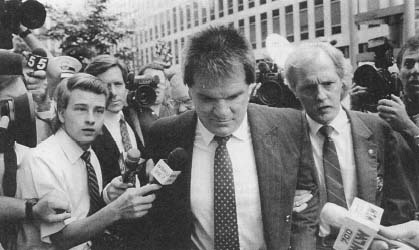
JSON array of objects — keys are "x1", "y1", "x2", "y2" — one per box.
[
  {"x1": 183, "y1": 26, "x2": 255, "y2": 87},
  {"x1": 55, "y1": 73, "x2": 108, "y2": 115},
  {"x1": 397, "y1": 35, "x2": 419, "y2": 69},
  {"x1": 84, "y1": 55, "x2": 128, "y2": 82},
  {"x1": 138, "y1": 63, "x2": 165, "y2": 75}
]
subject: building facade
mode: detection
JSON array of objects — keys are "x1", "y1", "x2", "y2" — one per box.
[{"x1": 110, "y1": 0, "x2": 416, "y2": 70}]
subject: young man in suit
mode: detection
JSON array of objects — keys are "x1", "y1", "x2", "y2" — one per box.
[
  {"x1": 146, "y1": 26, "x2": 318, "y2": 250},
  {"x1": 284, "y1": 42, "x2": 413, "y2": 249}
]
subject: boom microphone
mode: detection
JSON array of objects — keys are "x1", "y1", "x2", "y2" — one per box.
[{"x1": 149, "y1": 147, "x2": 188, "y2": 185}]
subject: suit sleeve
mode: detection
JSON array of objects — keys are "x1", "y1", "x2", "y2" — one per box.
[{"x1": 290, "y1": 129, "x2": 319, "y2": 250}]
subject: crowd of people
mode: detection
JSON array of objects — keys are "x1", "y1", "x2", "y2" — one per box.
[{"x1": 0, "y1": 24, "x2": 419, "y2": 250}]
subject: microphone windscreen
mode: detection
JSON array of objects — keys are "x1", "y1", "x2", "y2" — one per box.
[
  {"x1": 31, "y1": 48, "x2": 48, "y2": 57},
  {"x1": 126, "y1": 148, "x2": 141, "y2": 164},
  {"x1": 167, "y1": 147, "x2": 188, "y2": 171}
]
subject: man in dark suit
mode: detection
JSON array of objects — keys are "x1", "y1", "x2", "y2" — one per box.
[
  {"x1": 284, "y1": 41, "x2": 414, "y2": 249},
  {"x1": 85, "y1": 55, "x2": 149, "y2": 249},
  {"x1": 146, "y1": 26, "x2": 318, "y2": 250}
]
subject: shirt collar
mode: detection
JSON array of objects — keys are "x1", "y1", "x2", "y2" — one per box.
[
  {"x1": 306, "y1": 106, "x2": 348, "y2": 136},
  {"x1": 196, "y1": 113, "x2": 249, "y2": 146},
  {"x1": 104, "y1": 110, "x2": 124, "y2": 125},
  {"x1": 56, "y1": 128, "x2": 89, "y2": 164}
]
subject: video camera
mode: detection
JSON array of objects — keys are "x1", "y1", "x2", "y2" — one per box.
[
  {"x1": 352, "y1": 37, "x2": 402, "y2": 112},
  {"x1": 0, "y1": 92, "x2": 36, "y2": 147},
  {"x1": 250, "y1": 60, "x2": 300, "y2": 109},
  {"x1": 0, "y1": 0, "x2": 46, "y2": 49},
  {"x1": 126, "y1": 74, "x2": 159, "y2": 109}
]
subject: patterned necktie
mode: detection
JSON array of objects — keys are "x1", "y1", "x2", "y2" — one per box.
[
  {"x1": 319, "y1": 125, "x2": 347, "y2": 208},
  {"x1": 213, "y1": 135, "x2": 240, "y2": 250},
  {"x1": 81, "y1": 151, "x2": 102, "y2": 215},
  {"x1": 120, "y1": 118, "x2": 132, "y2": 152}
]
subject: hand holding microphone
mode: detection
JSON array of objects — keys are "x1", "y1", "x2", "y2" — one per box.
[
  {"x1": 320, "y1": 200, "x2": 418, "y2": 250},
  {"x1": 148, "y1": 147, "x2": 188, "y2": 185}
]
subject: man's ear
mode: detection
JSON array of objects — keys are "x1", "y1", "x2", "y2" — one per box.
[{"x1": 57, "y1": 109, "x2": 65, "y2": 124}]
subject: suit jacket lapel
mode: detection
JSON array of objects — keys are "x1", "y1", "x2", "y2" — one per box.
[
  {"x1": 247, "y1": 105, "x2": 284, "y2": 248},
  {"x1": 346, "y1": 110, "x2": 378, "y2": 204}
]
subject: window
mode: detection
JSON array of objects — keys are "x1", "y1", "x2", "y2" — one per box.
[
  {"x1": 358, "y1": 43, "x2": 368, "y2": 53},
  {"x1": 337, "y1": 45, "x2": 349, "y2": 58},
  {"x1": 166, "y1": 10, "x2": 171, "y2": 35},
  {"x1": 331, "y1": 0, "x2": 341, "y2": 34},
  {"x1": 140, "y1": 50, "x2": 144, "y2": 66},
  {"x1": 186, "y1": 4, "x2": 191, "y2": 29},
  {"x1": 228, "y1": 22, "x2": 234, "y2": 28},
  {"x1": 249, "y1": 0, "x2": 255, "y2": 8},
  {"x1": 181, "y1": 37, "x2": 185, "y2": 49},
  {"x1": 300, "y1": 1, "x2": 308, "y2": 40},
  {"x1": 149, "y1": 28, "x2": 153, "y2": 42},
  {"x1": 238, "y1": 19, "x2": 245, "y2": 35},
  {"x1": 272, "y1": 9, "x2": 280, "y2": 34},
  {"x1": 193, "y1": 2, "x2": 199, "y2": 26},
  {"x1": 228, "y1": 0, "x2": 233, "y2": 15},
  {"x1": 160, "y1": 12, "x2": 165, "y2": 37},
  {"x1": 315, "y1": 0, "x2": 324, "y2": 37},
  {"x1": 140, "y1": 30, "x2": 143, "y2": 44},
  {"x1": 173, "y1": 7, "x2": 177, "y2": 33},
  {"x1": 210, "y1": 0, "x2": 215, "y2": 20},
  {"x1": 285, "y1": 5, "x2": 294, "y2": 42},
  {"x1": 367, "y1": 0, "x2": 379, "y2": 11},
  {"x1": 238, "y1": 0, "x2": 244, "y2": 11},
  {"x1": 260, "y1": 0, "x2": 266, "y2": 5},
  {"x1": 145, "y1": 48, "x2": 149, "y2": 64},
  {"x1": 174, "y1": 39, "x2": 179, "y2": 64},
  {"x1": 155, "y1": 16, "x2": 159, "y2": 39},
  {"x1": 180, "y1": 6, "x2": 184, "y2": 31},
  {"x1": 218, "y1": 0, "x2": 224, "y2": 18},
  {"x1": 261, "y1": 12, "x2": 267, "y2": 47},
  {"x1": 249, "y1": 15, "x2": 256, "y2": 49},
  {"x1": 202, "y1": 6, "x2": 207, "y2": 24}
]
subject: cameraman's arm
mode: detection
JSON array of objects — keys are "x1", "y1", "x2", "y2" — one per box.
[
  {"x1": 377, "y1": 95, "x2": 419, "y2": 136},
  {"x1": 19, "y1": 25, "x2": 52, "y2": 58}
]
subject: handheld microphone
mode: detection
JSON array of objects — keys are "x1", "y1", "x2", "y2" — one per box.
[
  {"x1": 122, "y1": 148, "x2": 142, "y2": 185},
  {"x1": 149, "y1": 147, "x2": 187, "y2": 185},
  {"x1": 27, "y1": 48, "x2": 48, "y2": 71},
  {"x1": 321, "y1": 199, "x2": 418, "y2": 250}
]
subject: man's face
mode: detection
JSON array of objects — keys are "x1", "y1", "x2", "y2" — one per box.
[
  {"x1": 58, "y1": 89, "x2": 106, "y2": 150},
  {"x1": 400, "y1": 48, "x2": 419, "y2": 101},
  {"x1": 294, "y1": 52, "x2": 343, "y2": 125},
  {"x1": 143, "y1": 68, "x2": 167, "y2": 105},
  {"x1": 189, "y1": 64, "x2": 250, "y2": 137},
  {"x1": 96, "y1": 66, "x2": 127, "y2": 113},
  {"x1": 172, "y1": 95, "x2": 194, "y2": 114},
  {"x1": 0, "y1": 76, "x2": 27, "y2": 100}
]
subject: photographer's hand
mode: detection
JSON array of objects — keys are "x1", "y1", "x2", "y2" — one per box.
[{"x1": 377, "y1": 94, "x2": 419, "y2": 136}]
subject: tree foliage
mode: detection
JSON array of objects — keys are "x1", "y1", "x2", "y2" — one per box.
[{"x1": 46, "y1": 0, "x2": 131, "y2": 61}]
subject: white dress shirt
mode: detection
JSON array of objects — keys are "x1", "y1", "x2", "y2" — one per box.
[
  {"x1": 17, "y1": 128, "x2": 103, "y2": 250},
  {"x1": 190, "y1": 114, "x2": 266, "y2": 250},
  {"x1": 104, "y1": 111, "x2": 137, "y2": 154},
  {"x1": 306, "y1": 107, "x2": 357, "y2": 236}
]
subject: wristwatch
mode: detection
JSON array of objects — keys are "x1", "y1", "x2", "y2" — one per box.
[
  {"x1": 25, "y1": 198, "x2": 39, "y2": 220},
  {"x1": 19, "y1": 29, "x2": 32, "y2": 38}
]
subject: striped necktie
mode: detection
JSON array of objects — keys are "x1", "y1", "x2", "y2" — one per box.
[
  {"x1": 81, "y1": 151, "x2": 102, "y2": 215},
  {"x1": 213, "y1": 135, "x2": 240, "y2": 250},
  {"x1": 319, "y1": 125, "x2": 347, "y2": 208}
]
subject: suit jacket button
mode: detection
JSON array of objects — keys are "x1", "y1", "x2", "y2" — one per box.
[
  {"x1": 368, "y1": 149, "x2": 374, "y2": 155},
  {"x1": 285, "y1": 215, "x2": 291, "y2": 222}
]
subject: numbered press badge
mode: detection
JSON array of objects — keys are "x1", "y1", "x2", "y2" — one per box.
[{"x1": 27, "y1": 54, "x2": 49, "y2": 71}]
